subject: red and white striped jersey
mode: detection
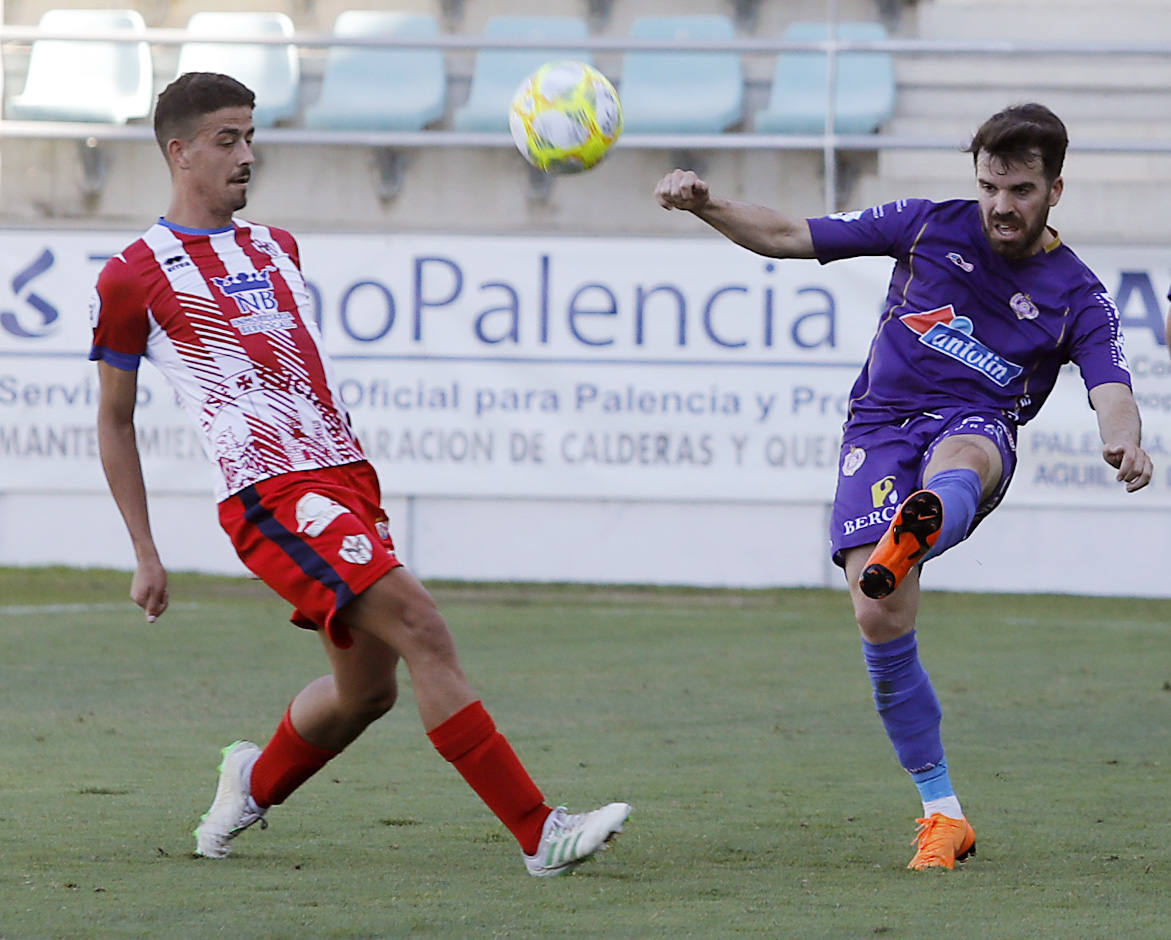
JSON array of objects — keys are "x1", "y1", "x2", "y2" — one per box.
[{"x1": 89, "y1": 217, "x2": 365, "y2": 500}]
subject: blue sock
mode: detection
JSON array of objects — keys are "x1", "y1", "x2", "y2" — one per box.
[
  {"x1": 911, "y1": 758, "x2": 954, "y2": 802},
  {"x1": 861, "y1": 630, "x2": 943, "y2": 774},
  {"x1": 922, "y1": 467, "x2": 982, "y2": 560}
]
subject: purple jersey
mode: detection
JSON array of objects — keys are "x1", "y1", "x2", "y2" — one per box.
[{"x1": 808, "y1": 198, "x2": 1131, "y2": 431}]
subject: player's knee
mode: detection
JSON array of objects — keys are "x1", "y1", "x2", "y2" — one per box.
[
  {"x1": 853, "y1": 601, "x2": 909, "y2": 644},
  {"x1": 341, "y1": 676, "x2": 398, "y2": 723},
  {"x1": 394, "y1": 598, "x2": 457, "y2": 662}
]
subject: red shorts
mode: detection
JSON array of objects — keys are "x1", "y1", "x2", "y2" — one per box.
[{"x1": 218, "y1": 461, "x2": 402, "y2": 648}]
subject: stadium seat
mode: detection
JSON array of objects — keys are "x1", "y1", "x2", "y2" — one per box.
[
  {"x1": 452, "y1": 16, "x2": 591, "y2": 132},
  {"x1": 754, "y1": 22, "x2": 895, "y2": 135},
  {"x1": 176, "y1": 12, "x2": 300, "y2": 127},
  {"x1": 7, "y1": 8, "x2": 153, "y2": 123},
  {"x1": 304, "y1": 12, "x2": 447, "y2": 130},
  {"x1": 618, "y1": 15, "x2": 744, "y2": 134}
]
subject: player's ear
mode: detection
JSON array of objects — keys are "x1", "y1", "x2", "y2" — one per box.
[
  {"x1": 167, "y1": 136, "x2": 190, "y2": 170},
  {"x1": 1048, "y1": 175, "x2": 1063, "y2": 207}
]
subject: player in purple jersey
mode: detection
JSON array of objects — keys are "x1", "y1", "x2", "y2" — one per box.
[{"x1": 655, "y1": 103, "x2": 1152, "y2": 870}]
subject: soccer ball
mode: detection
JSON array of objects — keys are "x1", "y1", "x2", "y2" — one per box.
[{"x1": 508, "y1": 61, "x2": 623, "y2": 174}]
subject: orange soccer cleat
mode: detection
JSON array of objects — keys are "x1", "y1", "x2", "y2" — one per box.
[
  {"x1": 907, "y1": 813, "x2": 977, "y2": 870},
  {"x1": 859, "y1": 490, "x2": 943, "y2": 599}
]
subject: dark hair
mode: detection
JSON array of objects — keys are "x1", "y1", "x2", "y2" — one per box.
[
  {"x1": 153, "y1": 72, "x2": 255, "y2": 153},
  {"x1": 966, "y1": 103, "x2": 1068, "y2": 183}
]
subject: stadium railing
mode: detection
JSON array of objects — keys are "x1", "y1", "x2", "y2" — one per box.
[{"x1": 2, "y1": 20, "x2": 1171, "y2": 212}]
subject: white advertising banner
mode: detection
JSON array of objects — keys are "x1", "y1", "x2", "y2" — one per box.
[{"x1": 0, "y1": 229, "x2": 1168, "y2": 508}]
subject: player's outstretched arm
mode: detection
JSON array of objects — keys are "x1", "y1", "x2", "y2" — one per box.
[
  {"x1": 96, "y1": 361, "x2": 170, "y2": 622},
  {"x1": 654, "y1": 169, "x2": 815, "y2": 260},
  {"x1": 1089, "y1": 381, "x2": 1153, "y2": 493}
]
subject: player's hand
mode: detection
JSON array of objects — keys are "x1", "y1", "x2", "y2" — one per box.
[
  {"x1": 655, "y1": 169, "x2": 711, "y2": 212},
  {"x1": 131, "y1": 557, "x2": 169, "y2": 622},
  {"x1": 1102, "y1": 442, "x2": 1153, "y2": 493}
]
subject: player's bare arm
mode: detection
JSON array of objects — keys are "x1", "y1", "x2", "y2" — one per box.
[
  {"x1": 1088, "y1": 381, "x2": 1153, "y2": 492},
  {"x1": 654, "y1": 169, "x2": 816, "y2": 259},
  {"x1": 96, "y1": 360, "x2": 169, "y2": 621}
]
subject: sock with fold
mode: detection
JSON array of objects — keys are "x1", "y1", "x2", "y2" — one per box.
[
  {"x1": 427, "y1": 700, "x2": 551, "y2": 855},
  {"x1": 250, "y1": 707, "x2": 341, "y2": 809},
  {"x1": 863, "y1": 630, "x2": 962, "y2": 814},
  {"x1": 922, "y1": 467, "x2": 983, "y2": 560}
]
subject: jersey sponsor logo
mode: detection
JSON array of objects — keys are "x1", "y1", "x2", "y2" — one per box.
[
  {"x1": 946, "y1": 252, "x2": 974, "y2": 273},
  {"x1": 842, "y1": 504, "x2": 898, "y2": 537},
  {"x1": 870, "y1": 474, "x2": 898, "y2": 509},
  {"x1": 950, "y1": 414, "x2": 1017, "y2": 454},
  {"x1": 87, "y1": 287, "x2": 101, "y2": 329},
  {"x1": 161, "y1": 253, "x2": 195, "y2": 275},
  {"x1": 1094, "y1": 290, "x2": 1130, "y2": 370},
  {"x1": 211, "y1": 265, "x2": 297, "y2": 335},
  {"x1": 829, "y1": 200, "x2": 908, "y2": 223},
  {"x1": 339, "y1": 534, "x2": 373, "y2": 565},
  {"x1": 231, "y1": 311, "x2": 297, "y2": 335},
  {"x1": 295, "y1": 493, "x2": 348, "y2": 537},
  {"x1": 1009, "y1": 292, "x2": 1039, "y2": 320},
  {"x1": 1, "y1": 248, "x2": 59, "y2": 339},
  {"x1": 842, "y1": 445, "x2": 866, "y2": 476},
  {"x1": 899, "y1": 304, "x2": 1024, "y2": 388}
]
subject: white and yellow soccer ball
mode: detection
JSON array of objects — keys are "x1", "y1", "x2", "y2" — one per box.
[{"x1": 508, "y1": 61, "x2": 623, "y2": 174}]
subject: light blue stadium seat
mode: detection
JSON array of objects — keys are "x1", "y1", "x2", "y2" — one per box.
[
  {"x1": 305, "y1": 12, "x2": 446, "y2": 131},
  {"x1": 618, "y1": 15, "x2": 744, "y2": 134},
  {"x1": 453, "y1": 16, "x2": 590, "y2": 132},
  {"x1": 7, "y1": 8, "x2": 152, "y2": 123},
  {"x1": 754, "y1": 22, "x2": 895, "y2": 135},
  {"x1": 176, "y1": 12, "x2": 300, "y2": 127}
]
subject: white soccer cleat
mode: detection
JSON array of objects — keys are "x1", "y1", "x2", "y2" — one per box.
[
  {"x1": 193, "y1": 740, "x2": 267, "y2": 858},
  {"x1": 522, "y1": 802, "x2": 632, "y2": 877}
]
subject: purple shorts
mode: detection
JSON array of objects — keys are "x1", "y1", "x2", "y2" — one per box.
[{"x1": 829, "y1": 408, "x2": 1018, "y2": 567}]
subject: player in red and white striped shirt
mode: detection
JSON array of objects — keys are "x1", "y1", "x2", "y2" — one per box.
[{"x1": 92, "y1": 72, "x2": 629, "y2": 875}]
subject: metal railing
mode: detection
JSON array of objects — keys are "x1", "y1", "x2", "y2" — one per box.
[{"x1": 3, "y1": 15, "x2": 1171, "y2": 211}]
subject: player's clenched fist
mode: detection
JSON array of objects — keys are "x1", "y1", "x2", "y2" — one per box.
[{"x1": 655, "y1": 169, "x2": 710, "y2": 211}]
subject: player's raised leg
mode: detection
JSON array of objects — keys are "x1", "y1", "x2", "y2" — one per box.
[{"x1": 859, "y1": 433, "x2": 1002, "y2": 599}]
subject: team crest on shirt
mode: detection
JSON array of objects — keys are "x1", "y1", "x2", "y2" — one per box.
[
  {"x1": 899, "y1": 304, "x2": 1023, "y2": 387},
  {"x1": 1009, "y1": 292, "x2": 1039, "y2": 320},
  {"x1": 211, "y1": 265, "x2": 296, "y2": 334}
]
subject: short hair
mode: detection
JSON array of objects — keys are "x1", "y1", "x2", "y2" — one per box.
[
  {"x1": 966, "y1": 103, "x2": 1068, "y2": 184},
  {"x1": 153, "y1": 72, "x2": 255, "y2": 153}
]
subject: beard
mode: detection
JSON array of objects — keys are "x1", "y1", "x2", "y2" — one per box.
[{"x1": 982, "y1": 207, "x2": 1050, "y2": 259}]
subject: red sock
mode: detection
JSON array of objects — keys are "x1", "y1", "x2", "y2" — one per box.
[
  {"x1": 250, "y1": 708, "x2": 340, "y2": 808},
  {"x1": 427, "y1": 700, "x2": 551, "y2": 855}
]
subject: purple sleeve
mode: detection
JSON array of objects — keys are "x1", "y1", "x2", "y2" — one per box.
[
  {"x1": 1068, "y1": 285, "x2": 1133, "y2": 390},
  {"x1": 807, "y1": 199, "x2": 933, "y2": 264}
]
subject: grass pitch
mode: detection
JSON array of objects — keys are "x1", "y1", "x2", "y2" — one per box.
[{"x1": 0, "y1": 567, "x2": 1167, "y2": 938}]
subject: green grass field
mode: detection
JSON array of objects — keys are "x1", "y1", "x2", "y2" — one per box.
[{"x1": 0, "y1": 567, "x2": 1167, "y2": 939}]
